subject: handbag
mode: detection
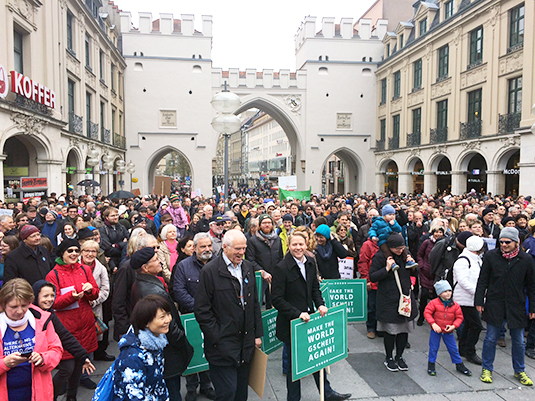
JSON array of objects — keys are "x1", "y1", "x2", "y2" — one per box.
[
  {"x1": 92, "y1": 360, "x2": 116, "y2": 401},
  {"x1": 95, "y1": 312, "x2": 108, "y2": 336},
  {"x1": 394, "y1": 269, "x2": 411, "y2": 317}
]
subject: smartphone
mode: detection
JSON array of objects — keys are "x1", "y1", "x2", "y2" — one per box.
[{"x1": 20, "y1": 351, "x2": 32, "y2": 358}]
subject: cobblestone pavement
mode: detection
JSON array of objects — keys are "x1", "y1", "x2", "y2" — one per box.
[{"x1": 75, "y1": 321, "x2": 535, "y2": 401}]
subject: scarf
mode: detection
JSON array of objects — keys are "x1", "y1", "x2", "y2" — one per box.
[
  {"x1": 502, "y1": 246, "x2": 520, "y2": 260},
  {"x1": 138, "y1": 328, "x2": 168, "y2": 351},
  {"x1": 0, "y1": 310, "x2": 32, "y2": 329},
  {"x1": 165, "y1": 240, "x2": 178, "y2": 271},
  {"x1": 316, "y1": 240, "x2": 333, "y2": 261},
  {"x1": 256, "y1": 229, "x2": 278, "y2": 247},
  {"x1": 440, "y1": 298, "x2": 453, "y2": 309}
]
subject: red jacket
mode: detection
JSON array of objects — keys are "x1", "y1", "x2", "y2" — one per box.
[
  {"x1": 358, "y1": 239, "x2": 379, "y2": 290},
  {"x1": 46, "y1": 262, "x2": 99, "y2": 359},
  {"x1": 0, "y1": 305, "x2": 63, "y2": 401},
  {"x1": 424, "y1": 297, "x2": 463, "y2": 332}
]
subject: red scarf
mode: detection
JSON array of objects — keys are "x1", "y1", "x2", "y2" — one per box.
[{"x1": 502, "y1": 247, "x2": 519, "y2": 260}]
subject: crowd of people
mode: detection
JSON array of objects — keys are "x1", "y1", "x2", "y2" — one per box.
[{"x1": 0, "y1": 189, "x2": 534, "y2": 400}]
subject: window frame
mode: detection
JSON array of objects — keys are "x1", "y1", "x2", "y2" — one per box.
[
  {"x1": 412, "y1": 108, "x2": 422, "y2": 134},
  {"x1": 393, "y1": 70, "x2": 401, "y2": 99},
  {"x1": 392, "y1": 114, "x2": 400, "y2": 139},
  {"x1": 67, "y1": 11, "x2": 74, "y2": 52},
  {"x1": 469, "y1": 26, "x2": 484, "y2": 65},
  {"x1": 380, "y1": 119, "x2": 386, "y2": 141},
  {"x1": 445, "y1": 0, "x2": 454, "y2": 20},
  {"x1": 381, "y1": 78, "x2": 387, "y2": 104},
  {"x1": 467, "y1": 89, "x2": 482, "y2": 122},
  {"x1": 508, "y1": 76, "x2": 522, "y2": 114},
  {"x1": 438, "y1": 45, "x2": 449, "y2": 79},
  {"x1": 14, "y1": 29, "x2": 24, "y2": 73},
  {"x1": 419, "y1": 18, "x2": 427, "y2": 36},
  {"x1": 437, "y1": 99, "x2": 448, "y2": 129},
  {"x1": 86, "y1": 92, "x2": 92, "y2": 136},
  {"x1": 509, "y1": 3, "x2": 525, "y2": 48},
  {"x1": 413, "y1": 59, "x2": 422, "y2": 90}
]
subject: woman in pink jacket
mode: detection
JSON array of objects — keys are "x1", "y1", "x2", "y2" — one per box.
[{"x1": 0, "y1": 278, "x2": 63, "y2": 401}]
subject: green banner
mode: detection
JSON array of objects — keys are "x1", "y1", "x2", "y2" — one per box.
[
  {"x1": 256, "y1": 271, "x2": 263, "y2": 306},
  {"x1": 180, "y1": 313, "x2": 209, "y2": 375},
  {"x1": 279, "y1": 187, "x2": 311, "y2": 201},
  {"x1": 322, "y1": 279, "x2": 367, "y2": 322},
  {"x1": 290, "y1": 304, "x2": 348, "y2": 381},
  {"x1": 261, "y1": 308, "x2": 283, "y2": 354}
]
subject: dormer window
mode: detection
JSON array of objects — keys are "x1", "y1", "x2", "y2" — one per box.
[
  {"x1": 445, "y1": 1, "x2": 454, "y2": 20},
  {"x1": 400, "y1": 34, "x2": 404, "y2": 49},
  {"x1": 419, "y1": 18, "x2": 427, "y2": 36}
]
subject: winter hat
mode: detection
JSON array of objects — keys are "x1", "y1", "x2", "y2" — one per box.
[
  {"x1": 258, "y1": 214, "x2": 273, "y2": 225},
  {"x1": 386, "y1": 233, "x2": 405, "y2": 248},
  {"x1": 501, "y1": 216, "x2": 515, "y2": 226},
  {"x1": 282, "y1": 214, "x2": 293, "y2": 222},
  {"x1": 170, "y1": 194, "x2": 180, "y2": 203},
  {"x1": 466, "y1": 236, "x2": 484, "y2": 252},
  {"x1": 381, "y1": 204, "x2": 396, "y2": 216},
  {"x1": 130, "y1": 247, "x2": 156, "y2": 270},
  {"x1": 500, "y1": 227, "x2": 519, "y2": 243},
  {"x1": 78, "y1": 227, "x2": 96, "y2": 240},
  {"x1": 132, "y1": 214, "x2": 145, "y2": 226},
  {"x1": 47, "y1": 210, "x2": 58, "y2": 219},
  {"x1": 57, "y1": 238, "x2": 81, "y2": 257},
  {"x1": 456, "y1": 231, "x2": 473, "y2": 247},
  {"x1": 39, "y1": 207, "x2": 49, "y2": 216},
  {"x1": 481, "y1": 208, "x2": 494, "y2": 219},
  {"x1": 434, "y1": 280, "x2": 452, "y2": 296},
  {"x1": 20, "y1": 225, "x2": 40, "y2": 241},
  {"x1": 118, "y1": 205, "x2": 128, "y2": 216},
  {"x1": 315, "y1": 224, "x2": 331, "y2": 239}
]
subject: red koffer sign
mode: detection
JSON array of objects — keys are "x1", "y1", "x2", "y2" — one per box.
[
  {"x1": 0, "y1": 64, "x2": 8, "y2": 99},
  {"x1": 10, "y1": 71, "x2": 56, "y2": 108},
  {"x1": 21, "y1": 177, "x2": 48, "y2": 189}
]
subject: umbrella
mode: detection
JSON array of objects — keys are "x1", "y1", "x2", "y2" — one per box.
[
  {"x1": 108, "y1": 190, "x2": 136, "y2": 199},
  {"x1": 77, "y1": 179, "x2": 100, "y2": 187}
]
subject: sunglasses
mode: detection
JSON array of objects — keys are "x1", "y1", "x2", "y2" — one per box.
[
  {"x1": 66, "y1": 248, "x2": 80, "y2": 254},
  {"x1": 499, "y1": 240, "x2": 513, "y2": 245}
]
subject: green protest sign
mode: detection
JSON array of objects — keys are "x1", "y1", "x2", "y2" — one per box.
[
  {"x1": 279, "y1": 187, "x2": 311, "y2": 201},
  {"x1": 256, "y1": 271, "x2": 263, "y2": 306},
  {"x1": 180, "y1": 313, "x2": 209, "y2": 375},
  {"x1": 290, "y1": 304, "x2": 348, "y2": 381},
  {"x1": 261, "y1": 308, "x2": 283, "y2": 354},
  {"x1": 323, "y1": 279, "x2": 367, "y2": 322}
]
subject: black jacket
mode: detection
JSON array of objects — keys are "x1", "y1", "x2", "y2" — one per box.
[
  {"x1": 245, "y1": 233, "x2": 283, "y2": 274},
  {"x1": 369, "y1": 250, "x2": 418, "y2": 323},
  {"x1": 314, "y1": 238, "x2": 348, "y2": 279},
  {"x1": 132, "y1": 272, "x2": 193, "y2": 378},
  {"x1": 111, "y1": 258, "x2": 136, "y2": 341},
  {"x1": 197, "y1": 218, "x2": 210, "y2": 233},
  {"x1": 429, "y1": 235, "x2": 460, "y2": 282},
  {"x1": 272, "y1": 252, "x2": 324, "y2": 344},
  {"x1": 3, "y1": 243, "x2": 52, "y2": 286},
  {"x1": 407, "y1": 221, "x2": 429, "y2": 259},
  {"x1": 194, "y1": 254, "x2": 262, "y2": 367},
  {"x1": 98, "y1": 222, "x2": 129, "y2": 258},
  {"x1": 475, "y1": 247, "x2": 535, "y2": 329}
]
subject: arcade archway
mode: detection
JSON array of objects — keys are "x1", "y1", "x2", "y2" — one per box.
[
  {"x1": 321, "y1": 148, "x2": 363, "y2": 195},
  {"x1": 147, "y1": 147, "x2": 193, "y2": 195}
]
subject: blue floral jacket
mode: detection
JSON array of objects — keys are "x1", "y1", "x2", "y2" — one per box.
[{"x1": 112, "y1": 328, "x2": 169, "y2": 401}]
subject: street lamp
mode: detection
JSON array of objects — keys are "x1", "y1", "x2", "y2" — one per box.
[
  {"x1": 102, "y1": 153, "x2": 113, "y2": 194},
  {"x1": 127, "y1": 161, "x2": 135, "y2": 190},
  {"x1": 86, "y1": 147, "x2": 99, "y2": 195},
  {"x1": 116, "y1": 159, "x2": 126, "y2": 190},
  {"x1": 211, "y1": 83, "x2": 241, "y2": 207}
]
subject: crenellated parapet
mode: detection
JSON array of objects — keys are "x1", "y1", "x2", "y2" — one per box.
[
  {"x1": 212, "y1": 69, "x2": 306, "y2": 89},
  {"x1": 119, "y1": 12, "x2": 212, "y2": 36}
]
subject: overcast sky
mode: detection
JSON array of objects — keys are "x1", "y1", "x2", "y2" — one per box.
[{"x1": 113, "y1": 0, "x2": 377, "y2": 70}]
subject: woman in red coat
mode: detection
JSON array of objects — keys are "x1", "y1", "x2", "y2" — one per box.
[
  {"x1": 45, "y1": 239, "x2": 99, "y2": 401},
  {"x1": 417, "y1": 227, "x2": 444, "y2": 326}
]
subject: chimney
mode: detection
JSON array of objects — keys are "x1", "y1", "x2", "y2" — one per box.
[
  {"x1": 119, "y1": 12, "x2": 131, "y2": 33},
  {"x1": 359, "y1": 19, "x2": 371, "y2": 39},
  {"x1": 160, "y1": 13, "x2": 173, "y2": 34},
  {"x1": 340, "y1": 18, "x2": 353, "y2": 39},
  {"x1": 181, "y1": 14, "x2": 194, "y2": 35},
  {"x1": 138, "y1": 12, "x2": 152, "y2": 34},
  {"x1": 202, "y1": 15, "x2": 213, "y2": 36},
  {"x1": 322, "y1": 17, "x2": 335, "y2": 38}
]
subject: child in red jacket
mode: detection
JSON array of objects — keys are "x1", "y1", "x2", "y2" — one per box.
[{"x1": 424, "y1": 280, "x2": 471, "y2": 376}]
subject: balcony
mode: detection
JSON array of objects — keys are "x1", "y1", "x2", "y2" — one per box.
[
  {"x1": 388, "y1": 136, "x2": 400, "y2": 150},
  {"x1": 114, "y1": 133, "x2": 126, "y2": 149},
  {"x1": 88, "y1": 121, "x2": 99, "y2": 140},
  {"x1": 101, "y1": 127, "x2": 111, "y2": 144},
  {"x1": 407, "y1": 131, "x2": 421, "y2": 147},
  {"x1": 430, "y1": 127, "x2": 448, "y2": 144},
  {"x1": 69, "y1": 112, "x2": 83, "y2": 135},
  {"x1": 460, "y1": 119, "x2": 482, "y2": 140},
  {"x1": 498, "y1": 113, "x2": 521, "y2": 135},
  {"x1": 376, "y1": 139, "x2": 385, "y2": 151}
]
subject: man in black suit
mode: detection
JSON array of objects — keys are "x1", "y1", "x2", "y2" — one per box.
[{"x1": 271, "y1": 231, "x2": 351, "y2": 401}]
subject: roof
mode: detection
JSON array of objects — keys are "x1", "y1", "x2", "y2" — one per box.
[{"x1": 152, "y1": 18, "x2": 182, "y2": 32}]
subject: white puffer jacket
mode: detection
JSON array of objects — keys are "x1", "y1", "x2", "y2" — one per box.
[{"x1": 452, "y1": 248, "x2": 482, "y2": 307}]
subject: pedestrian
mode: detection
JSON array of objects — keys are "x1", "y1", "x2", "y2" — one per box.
[
  {"x1": 98, "y1": 207, "x2": 129, "y2": 268},
  {"x1": 475, "y1": 227, "x2": 535, "y2": 386},
  {"x1": 272, "y1": 232, "x2": 351, "y2": 401},
  {"x1": 370, "y1": 233, "x2": 417, "y2": 372},
  {"x1": 425, "y1": 280, "x2": 471, "y2": 376},
  {"x1": 194, "y1": 230, "x2": 263, "y2": 401}
]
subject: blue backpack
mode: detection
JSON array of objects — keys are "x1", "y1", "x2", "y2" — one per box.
[{"x1": 92, "y1": 361, "x2": 116, "y2": 401}]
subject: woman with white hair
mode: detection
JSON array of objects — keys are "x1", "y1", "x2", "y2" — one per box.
[{"x1": 157, "y1": 224, "x2": 179, "y2": 284}]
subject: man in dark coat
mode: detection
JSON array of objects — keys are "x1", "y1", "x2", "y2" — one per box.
[
  {"x1": 245, "y1": 214, "x2": 282, "y2": 308},
  {"x1": 3, "y1": 225, "x2": 51, "y2": 286},
  {"x1": 354, "y1": 208, "x2": 379, "y2": 255},
  {"x1": 98, "y1": 206, "x2": 129, "y2": 267},
  {"x1": 173, "y1": 232, "x2": 216, "y2": 401},
  {"x1": 272, "y1": 232, "x2": 351, "y2": 401},
  {"x1": 475, "y1": 227, "x2": 535, "y2": 385},
  {"x1": 194, "y1": 230, "x2": 263, "y2": 401},
  {"x1": 131, "y1": 246, "x2": 194, "y2": 401}
]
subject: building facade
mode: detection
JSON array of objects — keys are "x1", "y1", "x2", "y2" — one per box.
[
  {"x1": 375, "y1": 0, "x2": 534, "y2": 196},
  {"x1": 0, "y1": 0, "x2": 127, "y2": 202}
]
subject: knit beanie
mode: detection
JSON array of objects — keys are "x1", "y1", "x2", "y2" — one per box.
[
  {"x1": 258, "y1": 214, "x2": 273, "y2": 225},
  {"x1": 381, "y1": 204, "x2": 396, "y2": 216},
  {"x1": 170, "y1": 194, "x2": 180, "y2": 203},
  {"x1": 500, "y1": 227, "x2": 519, "y2": 242},
  {"x1": 434, "y1": 280, "x2": 452, "y2": 296},
  {"x1": 57, "y1": 238, "x2": 81, "y2": 257},
  {"x1": 315, "y1": 224, "x2": 331, "y2": 239},
  {"x1": 385, "y1": 233, "x2": 404, "y2": 248},
  {"x1": 20, "y1": 225, "x2": 40, "y2": 241}
]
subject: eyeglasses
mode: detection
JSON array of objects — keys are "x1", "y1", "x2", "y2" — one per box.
[
  {"x1": 66, "y1": 248, "x2": 80, "y2": 254},
  {"x1": 499, "y1": 240, "x2": 513, "y2": 245},
  {"x1": 82, "y1": 249, "x2": 98, "y2": 254}
]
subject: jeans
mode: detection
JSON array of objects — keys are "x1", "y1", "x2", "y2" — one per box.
[
  {"x1": 428, "y1": 330, "x2": 462, "y2": 364},
  {"x1": 209, "y1": 363, "x2": 250, "y2": 401},
  {"x1": 366, "y1": 289, "x2": 377, "y2": 333},
  {"x1": 166, "y1": 374, "x2": 182, "y2": 401},
  {"x1": 527, "y1": 319, "x2": 535, "y2": 350},
  {"x1": 53, "y1": 358, "x2": 83, "y2": 399},
  {"x1": 482, "y1": 321, "x2": 525, "y2": 373}
]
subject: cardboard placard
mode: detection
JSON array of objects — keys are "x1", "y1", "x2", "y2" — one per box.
[
  {"x1": 154, "y1": 176, "x2": 172, "y2": 196},
  {"x1": 249, "y1": 347, "x2": 268, "y2": 398}
]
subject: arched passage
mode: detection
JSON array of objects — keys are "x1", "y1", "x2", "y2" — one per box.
[
  {"x1": 66, "y1": 148, "x2": 82, "y2": 193},
  {"x1": 427, "y1": 155, "x2": 452, "y2": 194},
  {"x1": 496, "y1": 148, "x2": 520, "y2": 196},
  {"x1": 320, "y1": 148, "x2": 363, "y2": 195},
  {"x1": 378, "y1": 159, "x2": 399, "y2": 195},
  {"x1": 147, "y1": 147, "x2": 193, "y2": 195},
  {"x1": 461, "y1": 152, "x2": 488, "y2": 193},
  {"x1": 407, "y1": 157, "x2": 424, "y2": 194}
]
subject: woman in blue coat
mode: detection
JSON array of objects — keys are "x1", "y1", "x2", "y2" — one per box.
[{"x1": 111, "y1": 295, "x2": 171, "y2": 401}]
